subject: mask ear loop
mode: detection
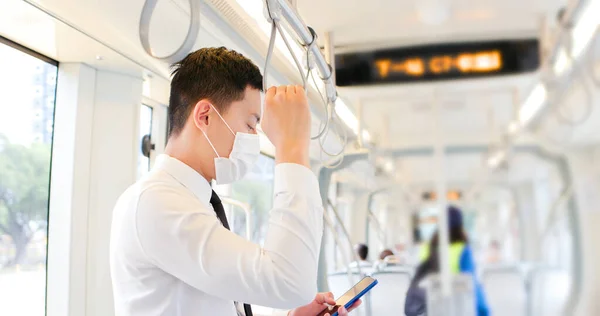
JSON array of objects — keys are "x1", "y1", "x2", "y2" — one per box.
[
  {"x1": 209, "y1": 103, "x2": 236, "y2": 136},
  {"x1": 200, "y1": 129, "x2": 221, "y2": 158},
  {"x1": 200, "y1": 103, "x2": 236, "y2": 158}
]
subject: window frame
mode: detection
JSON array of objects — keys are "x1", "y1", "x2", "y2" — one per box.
[
  {"x1": 138, "y1": 103, "x2": 154, "y2": 177},
  {"x1": 226, "y1": 154, "x2": 276, "y2": 244},
  {"x1": 0, "y1": 35, "x2": 58, "y2": 67},
  {"x1": 0, "y1": 35, "x2": 59, "y2": 316}
]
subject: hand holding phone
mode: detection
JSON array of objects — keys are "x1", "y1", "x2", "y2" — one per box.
[{"x1": 317, "y1": 276, "x2": 378, "y2": 316}]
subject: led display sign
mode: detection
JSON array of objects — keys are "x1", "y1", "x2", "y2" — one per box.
[{"x1": 335, "y1": 39, "x2": 539, "y2": 85}]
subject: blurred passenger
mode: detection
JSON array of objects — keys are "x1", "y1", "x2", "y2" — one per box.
[
  {"x1": 379, "y1": 249, "x2": 394, "y2": 260},
  {"x1": 372, "y1": 249, "x2": 399, "y2": 271},
  {"x1": 405, "y1": 205, "x2": 490, "y2": 316},
  {"x1": 349, "y1": 243, "x2": 371, "y2": 268}
]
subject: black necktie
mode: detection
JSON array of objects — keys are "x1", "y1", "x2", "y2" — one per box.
[{"x1": 210, "y1": 190, "x2": 253, "y2": 316}]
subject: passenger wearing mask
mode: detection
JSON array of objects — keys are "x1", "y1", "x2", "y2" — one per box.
[
  {"x1": 349, "y1": 243, "x2": 371, "y2": 269},
  {"x1": 110, "y1": 47, "x2": 359, "y2": 316},
  {"x1": 405, "y1": 206, "x2": 490, "y2": 316}
]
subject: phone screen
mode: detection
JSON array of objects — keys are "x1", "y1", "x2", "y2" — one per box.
[
  {"x1": 336, "y1": 277, "x2": 376, "y2": 306},
  {"x1": 318, "y1": 277, "x2": 377, "y2": 316}
]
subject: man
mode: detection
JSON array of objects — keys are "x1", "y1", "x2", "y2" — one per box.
[{"x1": 110, "y1": 47, "x2": 358, "y2": 316}]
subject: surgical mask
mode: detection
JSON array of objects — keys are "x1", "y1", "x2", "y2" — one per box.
[{"x1": 202, "y1": 105, "x2": 260, "y2": 185}]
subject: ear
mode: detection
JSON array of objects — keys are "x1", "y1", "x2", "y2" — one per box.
[{"x1": 192, "y1": 99, "x2": 212, "y2": 133}]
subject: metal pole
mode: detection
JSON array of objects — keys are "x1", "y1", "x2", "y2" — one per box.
[
  {"x1": 534, "y1": 151, "x2": 582, "y2": 316},
  {"x1": 323, "y1": 32, "x2": 336, "y2": 86},
  {"x1": 366, "y1": 189, "x2": 385, "y2": 247},
  {"x1": 287, "y1": 0, "x2": 297, "y2": 10},
  {"x1": 274, "y1": 0, "x2": 338, "y2": 103},
  {"x1": 328, "y1": 200, "x2": 364, "y2": 277},
  {"x1": 316, "y1": 152, "x2": 370, "y2": 292},
  {"x1": 368, "y1": 212, "x2": 386, "y2": 249},
  {"x1": 323, "y1": 208, "x2": 361, "y2": 304},
  {"x1": 433, "y1": 95, "x2": 452, "y2": 296},
  {"x1": 539, "y1": 186, "x2": 573, "y2": 243}
]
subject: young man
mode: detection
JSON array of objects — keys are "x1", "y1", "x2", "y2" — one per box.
[{"x1": 110, "y1": 47, "x2": 358, "y2": 316}]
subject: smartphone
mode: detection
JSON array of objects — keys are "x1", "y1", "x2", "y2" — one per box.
[{"x1": 317, "y1": 276, "x2": 378, "y2": 316}]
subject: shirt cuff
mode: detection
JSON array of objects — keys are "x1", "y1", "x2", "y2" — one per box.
[
  {"x1": 271, "y1": 310, "x2": 291, "y2": 316},
  {"x1": 274, "y1": 163, "x2": 321, "y2": 202}
]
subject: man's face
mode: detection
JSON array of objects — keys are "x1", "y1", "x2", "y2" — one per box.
[{"x1": 206, "y1": 86, "x2": 261, "y2": 160}]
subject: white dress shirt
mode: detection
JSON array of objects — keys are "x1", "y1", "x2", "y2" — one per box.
[{"x1": 110, "y1": 154, "x2": 324, "y2": 316}]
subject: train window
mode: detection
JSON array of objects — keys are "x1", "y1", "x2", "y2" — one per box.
[
  {"x1": 137, "y1": 104, "x2": 153, "y2": 178},
  {"x1": 229, "y1": 154, "x2": 275, "y2": 244},
  {"x1": 0, "y1": 37, "x2": 58, "y2": 315}
]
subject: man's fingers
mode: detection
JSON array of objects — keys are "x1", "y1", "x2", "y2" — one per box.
[
  {"x1": 347, "y1": 299, "x2": 362, "y2": 312},
  {"x1": 315, "y1": 292, "x2": 335, "y2": 304},
  {"x1": 276, "y1": 85, "x2": 287, "y2": 95},
  {"x1": 337, "y1": 306, "x2": 348, "y2": 316},
  {"x1": 287, "y1": 85, "x2": 296, "y2": 94},
  {"x1": 314, "y1": 293, "x2": 326, "y2": 304},
  {"x1": 325, "y1": 292, "x2": 335, "y2": 305},
  {"x1": 266, "y1": 86, "x2": 277, "y2": 98}
]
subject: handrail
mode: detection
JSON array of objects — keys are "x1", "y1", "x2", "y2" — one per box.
[
  {"x1": 587, "y1": 26, "x2": 600, "y2": 87},
  {"x1": 539, "y1": 185, "x2": 573, "y2": 243},
  {"x1": 323, "y1": 202, "x2": 367, "y2": 316},
  {"x1": 139, "y1": 0, "x2": 201, "y2": 63},
  {"x1": 323, "y1": 209, "x2": 359, "y2": 286},
  {"x1": 317, "y1": 151, "x2": 370, "y2": 293},
  {"x1": 221, "y1": 197, "x2": 252, "y2": 240},
  {"x1": 265, "y1": 0, "x2": 337, "y2": 103},
  {"x1": 544, "y1": 0, "x2": 589, "y2": 70},
  {"x1": 365, "y1": 188, "x2": 387, "y2": 250},
  {"x1": 327, "y1": 199, "x2": 364, "y2": 278},
  {"x1": 367, "y1": 210, "x2": 387, "y2": 249}
]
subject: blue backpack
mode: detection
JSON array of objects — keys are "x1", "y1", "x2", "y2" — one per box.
[{"x1": 405, "y1": 282, "x2": 427, "y2": 316}]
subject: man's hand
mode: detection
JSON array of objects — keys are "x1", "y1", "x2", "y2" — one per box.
[
  {"x1": 261, "y1": 85, "x2": 311, "y2": 167},
  {"x1": 288, "y1": 292, "x2": 361, "y2": 316}
]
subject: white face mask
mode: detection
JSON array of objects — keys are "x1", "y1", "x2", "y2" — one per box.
[{"x1": 202, "y1": 105, "x2": 260, "y2": 185}]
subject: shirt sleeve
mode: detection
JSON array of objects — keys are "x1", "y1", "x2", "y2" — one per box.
[{"x1": 135, "y1": 163, "x2": 323, "y2": 310}]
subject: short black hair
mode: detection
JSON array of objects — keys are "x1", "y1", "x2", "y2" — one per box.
[
  {"x1": 355, "y1": 243, "x2": 369, "y2": 261},
  {"x1": 168, "y1": 47, "x2": 263, "y2": 137}
]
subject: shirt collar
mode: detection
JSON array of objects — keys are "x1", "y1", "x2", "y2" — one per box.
[{"x1": 154, "y1": 154, "x2": 212, "y2": 205}]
